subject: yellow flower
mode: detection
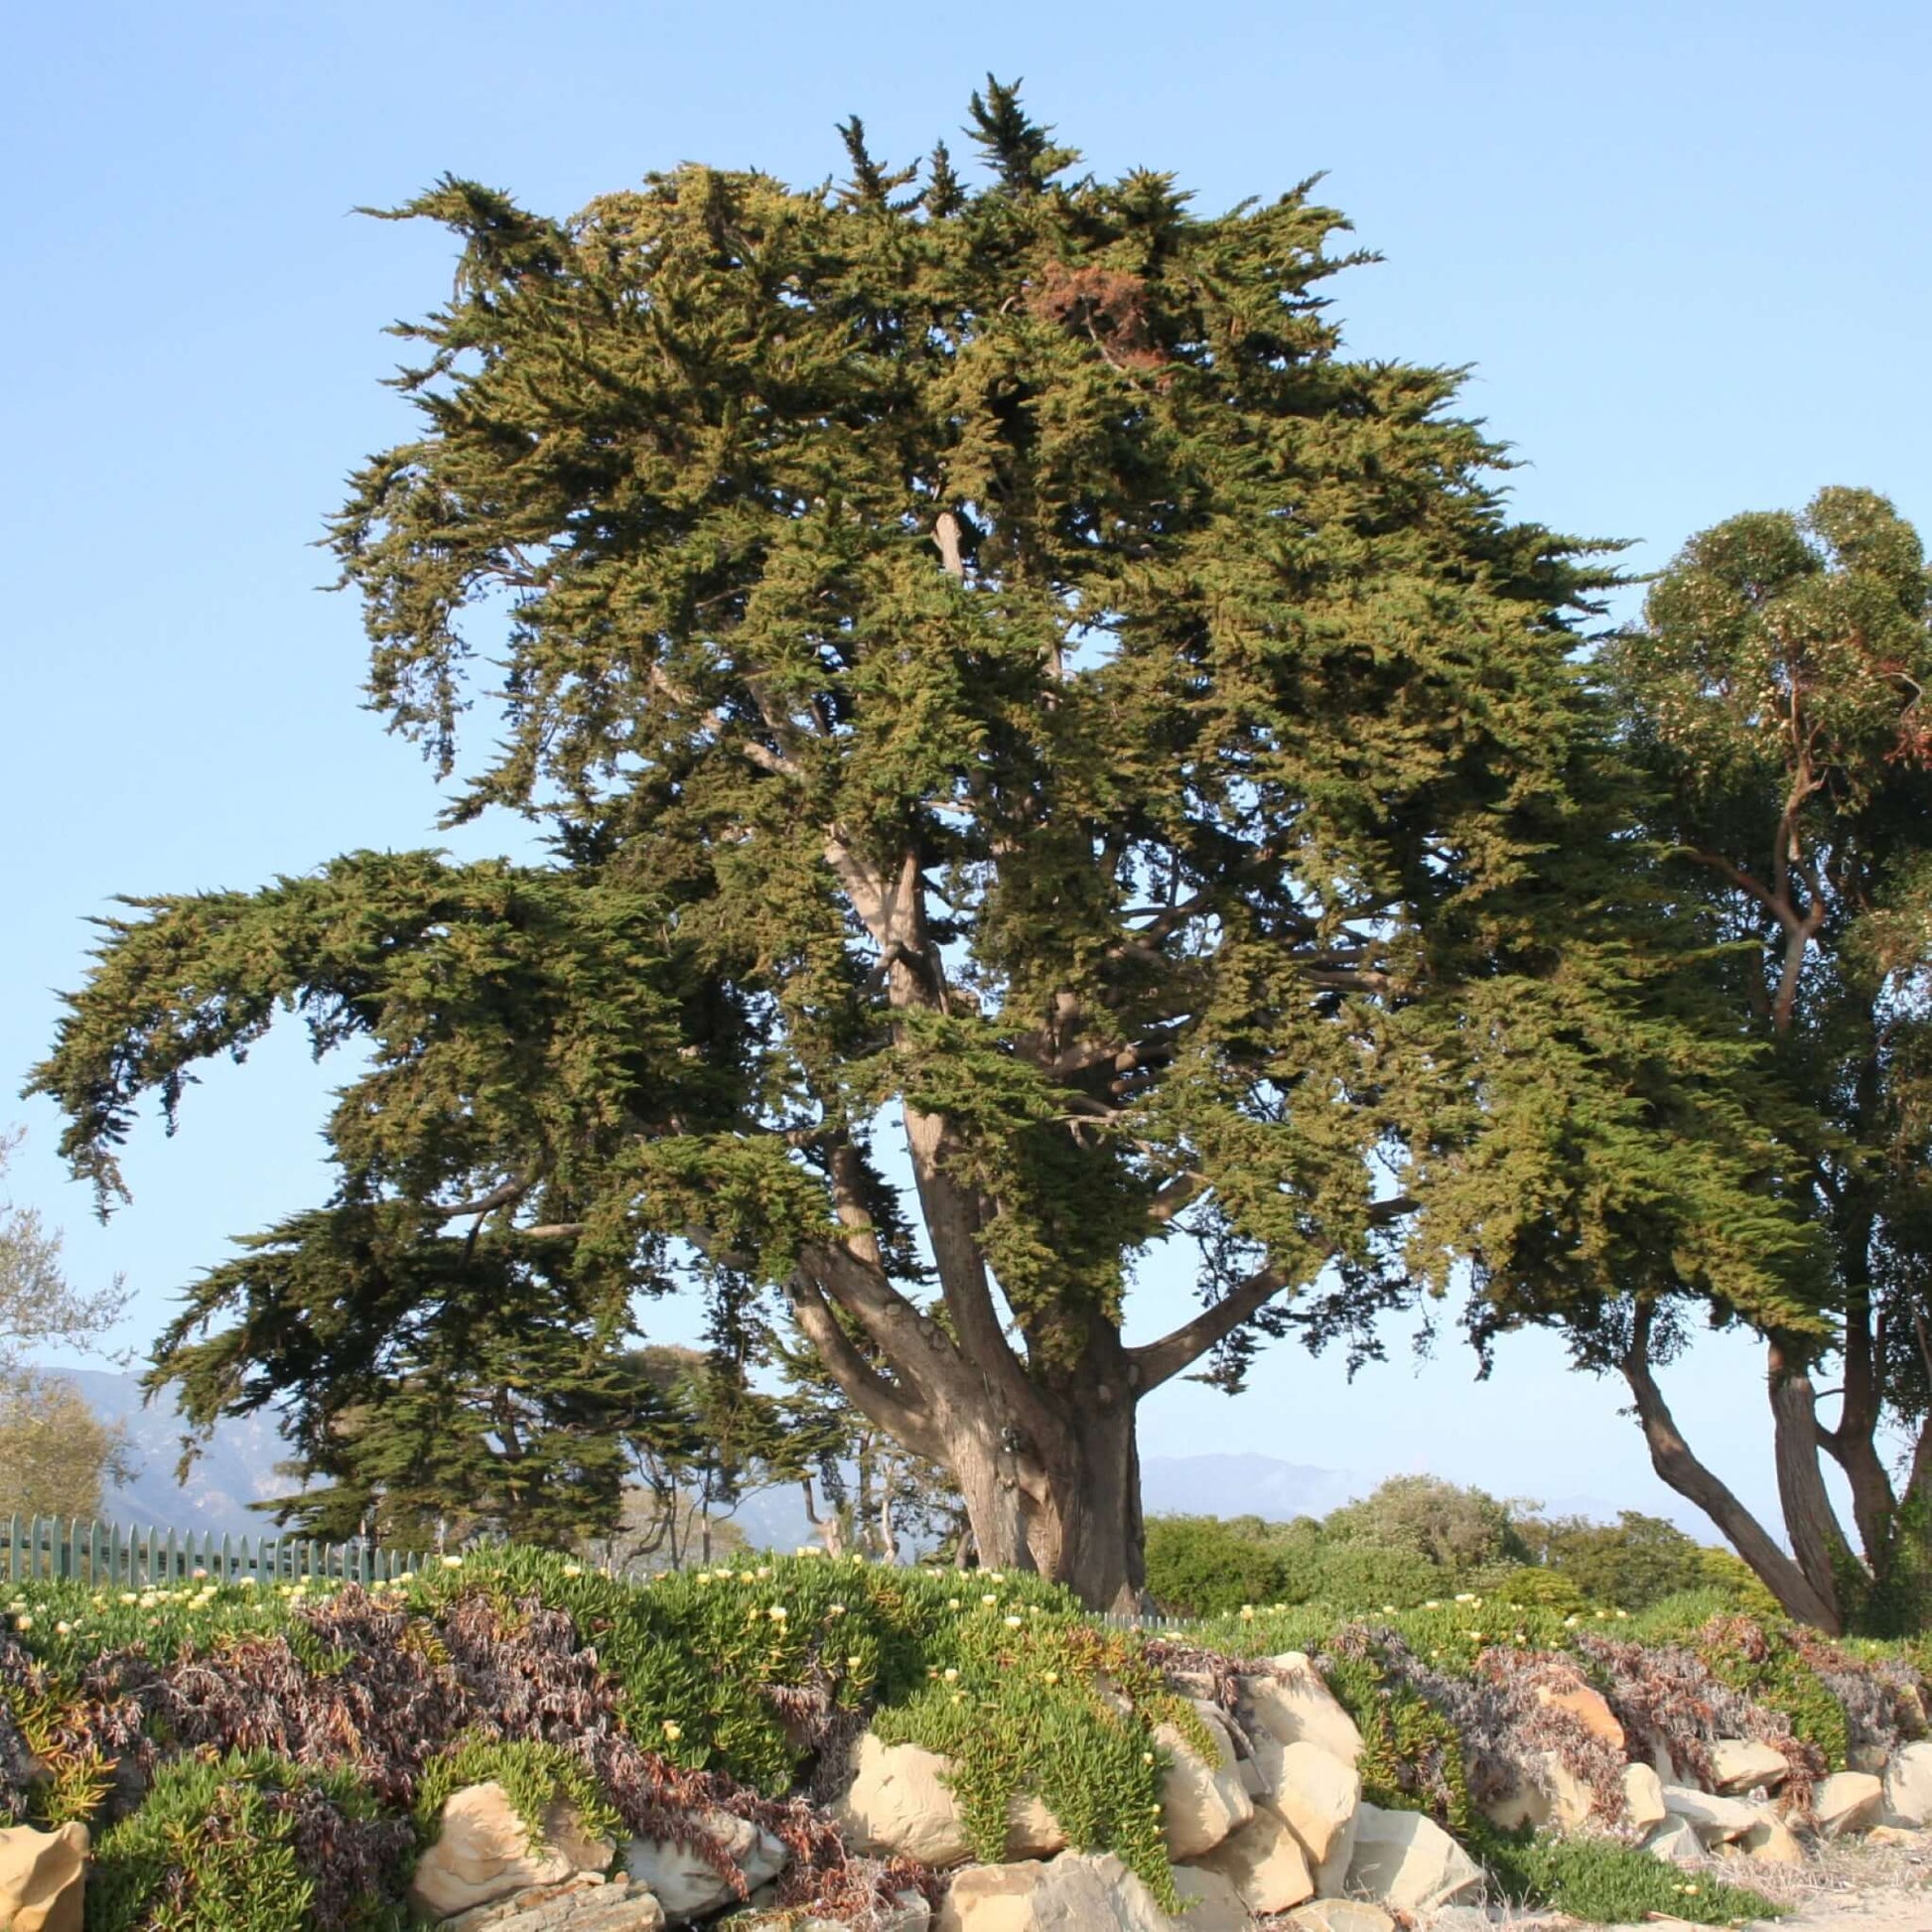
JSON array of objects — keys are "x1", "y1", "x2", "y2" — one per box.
[
  {"x1": 1239, "y1": 1605, "x2": 1256, "y2": 1620},
  {"x1": 768, "y1": 1605, "x2": 788, "y2": 1621},
  {"x1": 943, "y1": 1667, "x2": 960, "y2": 1682},
  {"x1": 562, "y1": 1563, "x2": 583, "y2": 1578},
  {"x1": 14, "y1": 1616, "x2": 31, "y2": 1632},
  {"x1": 1004, "y1": 1614, "x2": 1024, "y2": 1628},
  {"x1": 1041, "y1": 1671, "x2": 1059, "y2": 1686},
  {"x1": 946, "y1": 1597, "x2": 961, "y2": 1610},
  {"x1": 661, "y1": 1721, "x2": 683, "y2": 1742},
  {"x1": 980, "y1": 1592, "x2": 999, "y2": 1606},
  {"x1": 846, "y1": 1654, "x2": 864, "y2": 1669},
  {"x1": 1142, "y1": 1751, "x2": 1155, "y2": 1766},
  {"x1": 441, "y1": 1555, "x2": 464, "y2": 1570},
  {"x1": 827, "y1": 1603, "x2": 847, "y2": 1617}
]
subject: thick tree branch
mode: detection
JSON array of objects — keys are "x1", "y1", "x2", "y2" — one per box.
[
  {"x1": 430, "y1": 1175, "x2": 533, "y2": 1221},
  {"x1": 783, "y1": 1267, "x2": 943, "y2": 1462},
  {"x1": 1131, "y1": 1265, "x2": 1289, "y2": 1392}
]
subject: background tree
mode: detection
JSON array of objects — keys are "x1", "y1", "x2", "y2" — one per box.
[
  {"x1": 1513, "y1": 1509, "x2": 1711, "y2": 1612},
  {"x1": 776, "y1": 1329, "x2": 968, "y2": 1563},
  {"x1": 1321, "y1": 1473, "x2": 1528, "y2": 1573},
  {"x1": 0, "y1": 1373, "x2": 133, "y2": 1520},
  {"x1": 0, "y1": 1128, "x2": 132, "y2": 1517},
  {"x1": 1587, "y1": 487, "x2": 1932, "y2": 1633},
  {"x1": 30, "y1": 87, "x2": 1814, "y2": 1606}
]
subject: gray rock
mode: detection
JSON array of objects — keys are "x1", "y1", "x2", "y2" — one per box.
[
  {"x1": 1343, "y1": 1803, "x2": 1483, "y2": 1913},
  {"x1": 1660, "y1": 1784, "x2": 1760, "y2": 1842},
  {"x1": 624, "y1": 1810, "x2": 786, "y2": 1922},
  {"x1": 1641, "y1": 1817, "x2": 1704, "y2": 1865},
  {"x1": 1285, "y1": 1902, "x2": 1396, "y2": 1932},
  {"x1": 1883, "y1": 1740, "x2": 1932, "y2": 1827}
]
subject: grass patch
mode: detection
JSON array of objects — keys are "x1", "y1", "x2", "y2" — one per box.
[{"x1": 1477, "y1": 1827, "x2": 1784, "y2": 1926}]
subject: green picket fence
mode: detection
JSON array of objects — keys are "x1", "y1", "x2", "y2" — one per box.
[{"x1": 2, "y1": 1514, "x2": 429, "y2": 1587}]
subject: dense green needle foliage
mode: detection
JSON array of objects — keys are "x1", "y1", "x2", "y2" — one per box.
[{"x1": 29, "y1": 85, "x2": 1825, "y2": 1603}]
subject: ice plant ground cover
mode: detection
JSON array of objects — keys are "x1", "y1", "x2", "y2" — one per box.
[{"x1": 0, "y1": 1549, "x2": 1926, "y2": 1928}]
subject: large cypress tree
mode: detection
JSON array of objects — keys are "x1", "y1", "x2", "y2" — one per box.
[{"x1": 30, "y1": 87, "x2": 1814, "y2": 1605}]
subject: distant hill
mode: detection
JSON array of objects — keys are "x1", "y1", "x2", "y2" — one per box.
[
  {"x1": 1140, "y1": 1452, "x2": 1364, "y2": 1523},
  {"x1": 53, "y1": 1366, "x2": 303, "y2": 1531}
]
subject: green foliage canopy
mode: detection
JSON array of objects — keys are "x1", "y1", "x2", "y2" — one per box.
[{"x1": 29, "y1": 88, "x2": 1823, "y2": 1599}]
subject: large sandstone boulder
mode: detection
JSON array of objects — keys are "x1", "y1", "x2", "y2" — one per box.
[
  {"x1": 1532, "y1": 1678, "x2": 1625, "y2": 1751},
  {"x1": 1342, "y1": 1804, "x2": 1482, "y2": 1914},
  {"x1": 1241, "y1": 1658, "x2": 1363, "y2": 1768},
  {"x1": 625, "y1": 1810, "x2": 786, "y2": 1923},
  {"x1": 1660, "y1": 1784, "x2": 1760, "y2": 1843},
  {"x1": 0, "y1": 1821, "x2": 87, "y2": 1932},
  {"x1": 1815, "y1": 1770, "x2": 1885, "y2": 1838},
  {"x1": 410, "y1": 1785, "x2": 614, "y2": 1921},
  {"x1": 1155, "y1": 1703, "x2": 1254, "y2": 1861},
  {"x1": 1187, "y1": 1803, "x2": 1313, "y2": 1915},
  {"x1": 1883, "y1": 1740, "x2": 1932, "y2": 1827},
  {"x1": 832, "y1": 1733, "x2": 1064, "y2": 1867},
  {"x1": 1739, "y1": 1811, "x2": 1804, "y2": 1864},
  {"x1": 1256, "y1": 1738, "x2": 1360, "y2": 1872},
  {"x1": 1710, "y1": 1739, "x2": 1788, "y2": 1794},
  {"x1": 1622, "y1": 1762, "x2": 1668, "y2": 1835},
  {"x1": 935, "y1": 1854, "x2": 1170, "y2": 1932}
]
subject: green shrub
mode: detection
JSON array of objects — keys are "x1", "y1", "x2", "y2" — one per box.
[
  {"x1": 1472, "y1": 1566, "x2": 1589, "y2": 1617},
  {"x1": 874, "y1": 1614, "x2": 1186, "y2": 1905},
  {"x1": 1695, "y1": 1615, "x2": 1851, "y2": 1770},
  {"x1": 1296, "y1": 1541, "x2": 1443, "y2": 1611},
  {"x1": 1516, "y1": 1512, "x2": 1711, "y2": 1612},
  {"x1": 1476, "y1": 1826, "x2": 1782, "y2": 1925},
  {"x1": 86, "y1": 1749, "x2": 409, "y2": 1932},
  {"x1": 1324, "y1": 1475, "x2": 1528, "y2": 1572},
  {"x1": 1316, "y1": 1628, "x2": 1475, "y2": 1834},
  {"x1": 1695, "y1": 1549, "x2": 1786, "y2": 1620},
  {"x1": 1144, "y1": 1515, "x2": 1295, "y2": 1617}
]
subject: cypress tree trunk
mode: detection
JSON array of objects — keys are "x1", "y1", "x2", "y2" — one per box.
[{"x1": 937, "y1": 1371, "x2": 1145, "y2": 1611}]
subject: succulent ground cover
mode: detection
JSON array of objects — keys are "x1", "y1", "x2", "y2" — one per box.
[{"x1": 0, "y1": 1552, "x2": 1926, "y2": 1928}]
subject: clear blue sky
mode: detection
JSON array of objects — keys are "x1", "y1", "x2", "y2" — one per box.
[{"x1": 4, "y1": 1, "x2": 1928, "y2": 1530}]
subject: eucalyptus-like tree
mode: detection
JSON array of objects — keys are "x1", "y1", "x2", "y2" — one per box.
[
  {"x1": 31, "y1": 88, "x2": 1807, "y2": 1605},
  {"x1": 1597, "y1": 487, "x2": 1932, "y2": 1633}
]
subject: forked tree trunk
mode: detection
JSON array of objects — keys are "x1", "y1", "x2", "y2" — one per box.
[
  {"x1": 939, "y1": 1384, "x2": 1145, "y2": 1611},
  {"x1": 1621, "y1": 1305, "x2": 1844, "y2": 1633}
]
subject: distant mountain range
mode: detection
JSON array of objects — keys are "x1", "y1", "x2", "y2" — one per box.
[
  {"x1": 55, "y1": 1367, "x2": 301, "y2": 1531},
  {"x1": 34, "y1": 1370, "x2": 1653, "y2": 1544}
]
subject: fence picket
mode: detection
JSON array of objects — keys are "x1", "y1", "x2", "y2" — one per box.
[{"x1": 0, "y1": 1514, "x2": 427, "y2": 1595}]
